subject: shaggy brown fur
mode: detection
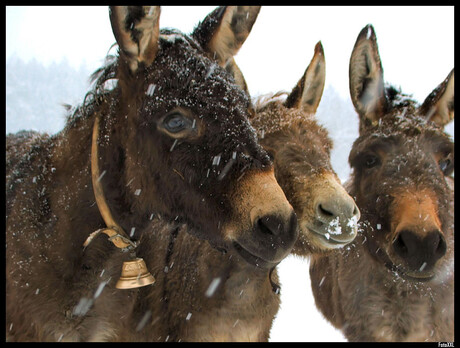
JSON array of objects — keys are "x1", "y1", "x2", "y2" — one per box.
[
  {"x1": 309, "y1": 25, "x2": 454, "y2": 342},
  {"x1": 251, "y1": 42, "x2": 360, "y2": 255},
  {"x1": 14, "y1": 217, "x2": 279, "y2": 342},
  {"x1": 5, "y1": 39, "x2": 360, "y2": 342},
  {"x1": 69, "y1": 41, "x2": 360, "y2": 342},
  {"x1": 6, "y1": 6, "x2": 299, "y2": 342}
]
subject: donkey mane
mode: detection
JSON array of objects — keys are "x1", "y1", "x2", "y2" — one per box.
[
  {"x1": 355, "y1": 83, "x2": 449, "y2": 139},
  {"x1": 385, "y1": 84, "x2": 415, "y2": 108},
  {"x1": 251, "y1": 93, "x2": 333, "y2": 155},
  {"x1": 63, "y1": 54, "x2": 118, "y2": 132}
]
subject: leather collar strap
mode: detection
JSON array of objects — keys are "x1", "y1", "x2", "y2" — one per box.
[{"x1": 83, "y1": 114, "x2": 136, "y2": 251}]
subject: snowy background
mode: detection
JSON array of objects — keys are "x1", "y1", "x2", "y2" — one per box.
[{"x1": 6, "y1": 6, "x2": 454, "y2": 342}]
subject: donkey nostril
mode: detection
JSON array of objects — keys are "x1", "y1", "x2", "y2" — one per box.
[
  {"x1": 318, "y1": 204, "x2": 334, "y2": 218},
  {"x1": 257, "y1": 217, "x2": 275, "y2": 236},
  {"x1": 436, "y1": 238, "x2": 447, "y2": 257},
  {"x1": 432, "y1": 231, "x2": 447, "y2": 258},
  {"x1": 256, "y1": 215, "x2": 282, "y2": 237},
  {"x1": 393, "y1": 232, "x2": 409, "y2": 257},
  {"x1": 255, "y1": 213, "x2": 298, "y2": 241},
  {"x1": 393, "y1": 230, "x2": 447, "y2": 269}
]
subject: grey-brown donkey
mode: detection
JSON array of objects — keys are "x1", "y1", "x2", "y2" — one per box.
[{"x1": 309, "y1": 24, "x2": 454, "y2": 342}]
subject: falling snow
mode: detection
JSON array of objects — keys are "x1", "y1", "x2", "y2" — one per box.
[
  {"x1": 5, "y1": 25, "x2": 454, "y2": 342},
  {"x1": 212, "y1": 155, "x2": 221, "y2": 166},
  {"x1": 170, "y1": 139, "x2": 178, "y2": 152},
  {"x1": 136, "y1": 310, "x2": 152, "y2": 332},
  {"x1": 97, "y1": 170, "x2": 106, "y2": 182},
  {"x1": 93, "y1": 280, "x2": 109, "y2": 299},
  {"x1": 326, "y1": 217, "x2": 342, "y2": 235},
  {"x1": 73, "y1": 297, "x2": 93, "y2": 317},
  {"x1": 146, "y1": 84, "x2": 156, "y2": 96},
  {"x1": 419, "y1": 262, "x2": 427, "y2": 272},
  {"x1": 205, "y1": 277, "x2": 221, "y2": 298}
]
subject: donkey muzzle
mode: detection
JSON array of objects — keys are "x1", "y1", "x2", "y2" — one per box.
[
  {"x1": 228, "y1": 169, "x2": 299, "y2": 269},
  {"x1": 233, "y1": 211, "x2": 298, "y2": 269}
]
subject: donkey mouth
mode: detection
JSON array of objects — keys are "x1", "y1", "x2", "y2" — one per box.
[
  {"x1": 388, "y1": 263, "x2": 435, "y2": 282},
  {"x1": 403, "y1": 270, "x2": 435, "y2": 282},
  {"x1": 308, "y1": 226, "x2": 354, "y2": 247},
  {"x1": 232, "y1": 242, "x2": 279, "y2": 270},
  {"x1": 368, "y1": 239, "x2": 436, "y2": 282},
  {"x1": 377, "y1": 249, "x2": 435, "y2": 282}
]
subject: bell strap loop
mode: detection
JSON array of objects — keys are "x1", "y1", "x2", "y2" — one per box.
[{"x1": 83, "y1": 227, "x2": 136, "y2": 250}]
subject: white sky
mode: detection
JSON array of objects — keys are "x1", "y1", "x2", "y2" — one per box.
[
  {"x1": 6, "y1": 6, "x2": 454, "y2": 102},
  {"x1": 5, "y1": 6, "x2": 455, "y2": 342}
]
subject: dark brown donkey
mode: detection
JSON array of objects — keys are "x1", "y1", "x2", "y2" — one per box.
[
  {"x1": 6, "y1": 6, "x2": 299, "y2": 341},
  {"x1": 310, "y1": 25, "x2": 454, "y2": 342}
]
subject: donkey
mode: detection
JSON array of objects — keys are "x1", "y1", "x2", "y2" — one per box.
[
  {"x1": 250, "y1": 42, "x2": 360, "y2": 255},
  {"x1": 309, "y1": 25, "x2": 454, "y2": 342},
  {"x1": 39, "y1": 40, "x2": 361, "y2": 342},
  {"x1": 6, "y1": 6, "x2": 299, "y2": 342}
]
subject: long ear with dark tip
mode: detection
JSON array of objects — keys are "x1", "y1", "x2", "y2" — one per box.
[
  {"x1": 349, "y1": 24, "x2": 387, "y2": 128},
  {"x1": 109, "y1": 6, "x2": 161, "y2": 73},
  {"x1": 284, "y1": 41, "x2": 326, "y2": 113},
  {"x1": 418, "y1": 69, "x2": 454, "y2": 128},
  {"x1": 192, "y1": 6, "x2": 261, "y2": 67}
]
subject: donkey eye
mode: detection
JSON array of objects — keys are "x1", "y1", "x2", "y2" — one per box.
[
  {"x1": 163, "y1": 113, "x2": 190, "y2": 133},
  {"x1": 439, "y1": 158, "x2": 452, "y2": 174},
  {"x1": 364, "y1": 155, "x2": 380, "y2": 169}
]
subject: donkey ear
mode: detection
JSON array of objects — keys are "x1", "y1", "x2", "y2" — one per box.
[
  {"x1": 349, "y1": 24, "x2": 387, "y2": 127},
  {"x1": 418, "y1": 69, "x2": 454, "y2": 128},
  {"x1": 284, "y1": 41, "x2": 326, "y2": 113},
  {"x1": 109, "y1": 6, "x2": 161, "y2": 73},
  {"x1": 192, "y1": 6, "x2": 261, "y2": 67},
  {"x1": 225, "y1": 57, "x2": 250, "y2": 95}
]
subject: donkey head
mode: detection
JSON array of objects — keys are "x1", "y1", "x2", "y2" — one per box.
[
  {"x1": 252, "y1": 42, "x2": 360, "y2": 254},
  {"x1": 108, "y1": 6, "x2": 298, "y2": 269},
  {"x1": 348, "y1": 24, "x2": 454, "y2": 282}
]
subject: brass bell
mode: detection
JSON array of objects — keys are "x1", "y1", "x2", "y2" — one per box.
[{"x1": 116, "y1": 258, "x2": 155, "y2": 289}]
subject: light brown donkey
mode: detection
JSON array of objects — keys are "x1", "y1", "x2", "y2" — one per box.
[
  {"x1": 251, "y1": 42, "x2": 360, "y2": 255},
  {"x1": 309, "y1": 24, "x2": 454, "y2": 342}
]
